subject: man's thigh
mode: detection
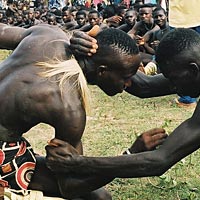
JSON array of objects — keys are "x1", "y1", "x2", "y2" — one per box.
[{"x1": 28, "y1": 156, "x2": 61, "y2": 197}]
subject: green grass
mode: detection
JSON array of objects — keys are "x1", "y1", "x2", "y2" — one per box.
[{"x1": 1, "y1": 50, "x2": 200, "y2": 200}]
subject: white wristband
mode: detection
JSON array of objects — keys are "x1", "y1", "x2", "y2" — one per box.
[{"x1": 125, "y1": 149, "x2": 131, "y2": 155}]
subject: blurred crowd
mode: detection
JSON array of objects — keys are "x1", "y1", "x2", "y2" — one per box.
[{"x1": 0, "y1": 0, "x2": 167, "y2": 30}]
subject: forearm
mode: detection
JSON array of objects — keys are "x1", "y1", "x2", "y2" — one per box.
[
  {"x1": 126, "y1": 71, "x2": 176, "y2": 98},
  {"x1": 65, "y1": 151, "x2": 166, "y2": 178},
  {"x1": 54, "y1": 113, "x2": 200, "y2": 179},
  {"x1": 143, "y1": 43, "x2": 155, "y2": 55},
  {"x1": 79, "y1": 114, "x2": 200, "y2": 178}
]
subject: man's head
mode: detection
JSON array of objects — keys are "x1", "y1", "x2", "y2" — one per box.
[
  {"x1": 152, "y1": 6, "x2": 167, "y2": 28},
  {"x1": 125, "y1": 9, "x2": 137, "y2": 26},
  {"x1": 88, "y1": 10, "x2": 101, "y2": 27},
  {"x1": 138, "y1": 4, "x2": 153, "y2": 24},
  {"x1": 156, "y1": 28, "x2": 200, "y2": 97},
  {"x1": 34, "y1": 9, "x2": 42, "y2": 20},
  {"x1": 47, "y1": 13, "x2": 57, "y2": 25},
  {"x1": 76, "y1": 10, "x2": 87, "y2": 27},
  {"x1": 90, "y1": 28, "x2": 141, "y2": 96},
  {"x1": 62, "y1": 10, "x2": 74, "y2": 23},
  {"x1": 28, "y1": 10, "x2": 35, "y2": 20}
]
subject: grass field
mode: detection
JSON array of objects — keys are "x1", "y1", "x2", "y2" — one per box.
[{"x1": 1, "y1": 50, "x2": 200, "y2": 200}]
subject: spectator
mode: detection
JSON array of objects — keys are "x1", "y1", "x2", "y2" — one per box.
[
  {"x1": 117, "y1": 9, "x2": 137, "y2": 32},
  {"x1": 73, "y1": 9, "x2": 87, "y2": 29},
  {"x1": 128, "y1": 3, "x2": 159, "y2": 65},
  {"x1": 79, "y1": 10, "x2": 108, "y2": 32}
]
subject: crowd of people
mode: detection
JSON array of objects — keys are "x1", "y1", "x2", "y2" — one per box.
[
  {"x1": 0, "y1": 1, "x2": 172, "y2": 79},
  {"x1": 0, "y1": 0, "x2": 170, "y2": 74},
  {"x1": 0, "y1": 1, "x2": 166, "y2": 32}
]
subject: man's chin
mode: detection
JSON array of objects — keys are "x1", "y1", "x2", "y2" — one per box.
[
  {"x1": 102, "y1": 89, "x2": 121, "y2": 96},
  {"x1": 104, "y1": 91, "x2": 118, "y2": 96}
]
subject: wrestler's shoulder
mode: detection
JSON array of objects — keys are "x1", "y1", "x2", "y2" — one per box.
[{"x1": 27, "y1": 24, "x2": 64, "y2": 36}]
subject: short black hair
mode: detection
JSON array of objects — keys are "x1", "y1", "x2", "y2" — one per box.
[
  {"x1": 88, "y1": 10, "x2": 100, "y2": 17},
  {"x1": 152, "y1": 6, "x2": 167, "y2": 15},
  {"x1": 96, "y1": 28, "x2": 139, "y2": 56},
  {"x1": 139, "y1": 3, "x2": 156, "y2": 9},
  {"x1": 76, "y1": 10, "x2": 87, "y2": 18},
  {"x1": 156, "y1": 28, "x2": 200, "y2": 71}
]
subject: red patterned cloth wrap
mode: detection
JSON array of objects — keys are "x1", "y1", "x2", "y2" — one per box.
[{"x1": 0, "y1": 137, "x2": 36, "y2": 195}]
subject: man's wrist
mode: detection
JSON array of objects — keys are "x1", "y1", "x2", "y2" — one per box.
[{"x1": 122, "y1": 148, "x2": 132, "y2": 155}]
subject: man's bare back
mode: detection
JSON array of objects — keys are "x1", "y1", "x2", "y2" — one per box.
[
  {"x1": 0, "y1": 24, "x2": 89, "y2": 198},
  {"x1": 0, "y1": 24, "x2": 85, "y2": 146}
]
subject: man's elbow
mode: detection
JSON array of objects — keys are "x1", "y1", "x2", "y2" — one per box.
[{"x1": 149, "y1": 153, "x2": 172, "y2": 177}]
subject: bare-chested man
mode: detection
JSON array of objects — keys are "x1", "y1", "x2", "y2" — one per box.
[{"x1": 0, "y1": 23, "x2": 167, "y2": 199}]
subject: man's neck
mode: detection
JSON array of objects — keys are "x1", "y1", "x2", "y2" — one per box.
[
  {"x1": 75, "y1": 56, "x2": 97, "y2": 85},
  {"x1": 160, "y1": 22, "x2": 169, "y2": 30}
]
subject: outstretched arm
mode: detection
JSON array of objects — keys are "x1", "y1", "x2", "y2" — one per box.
[
  {"x1": 126, "y1": 71, "x2": 176, "y2": 98},
  {"x1": 47, "y1": 101, "x2": 200, "y2": 179},
  {"x1": 46, "y1": 128, "x2": 167, "y2": 174},
  {"x1": 45, "y1": 128, "x2": 167, "y2": 197},
  {"x1": 0, "y1": 23, "x2": 26, "y2": 50}
]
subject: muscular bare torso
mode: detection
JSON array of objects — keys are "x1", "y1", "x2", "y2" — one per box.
[{"x1": 0, "y1": 24, "x2": 86, "y2": 151}]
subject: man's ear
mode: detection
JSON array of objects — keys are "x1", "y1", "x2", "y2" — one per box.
[
  {"x1": 97, "y1": 65, "x2": 107, "y2": 76},
  {"x1": 189, "y1": 62, "x2": 200, "y2": 77}
]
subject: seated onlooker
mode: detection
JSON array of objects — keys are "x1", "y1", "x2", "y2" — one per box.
[
  {"x1": 79, "y1": 10, "x2": 108, "y2": 32},
  {"x1": 61, "y1": 7, "x2": 78, "y2": 30},
  {"x1": 73, "y1": 10, "x2": 87, "y2": 29},
  {"x1": 23, "y1": 9, "x2": 41, "y2": 28},
  {"x1": 144, "y1": 6, "x2": 170, "y2": 56},
  {"x1": 128, "y1": 4, "x2": 159, "y2": 65},
  {"x1": 117, "y1": 9, "x2": 137, "y2": 33}
]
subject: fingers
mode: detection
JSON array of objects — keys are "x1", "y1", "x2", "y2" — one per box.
[
  {"x1": 69, "y1": 30, "x2": 98, "y2": 56},
  {"x1": 140, "y1": 128, "x2": 168, "y2": 150},
  {"x1": 46, "y1": 138, "x2": 79, "y2": 159},
  {"x1": 72, "y1": 30, "x2": 97, "y2": 42},
  {"x1": 151, "y1": 131, "x2": 168, "y2": 141},
  {"x1": 144, "y1": 132, "x2": 168, "y2": 150},
  {"x1": 87, "y1": 25, "x2": 100, "y2": 37},
  {"x1": 152, "y1": 138, "x2": 166, "y2": 147},
  {"x1": 70, "y1": 37, "x2": 97, "y2": 49},
  {"x1": 48, "y1": 138, "x2": 69, "y2": 147},
  {"x1": 70, "y1": 44, "x2": 97, "y2": 56},
  {"x1": 107, "y1": 16, "x2": 122, "y2": 23},
  {"x1": 144, "y1": 128, "x2": 166, "y2": 136},
  {"x1": 113, "y1": 16, "x2": 122, "y2": 23},
  {"x1": 135, "y1": 35, "x2": 143, "y2": 39}
]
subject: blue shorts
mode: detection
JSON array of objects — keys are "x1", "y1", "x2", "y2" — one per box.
[{"x1": 0, "y1": 137, "x2": 36, "y2": 195}]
